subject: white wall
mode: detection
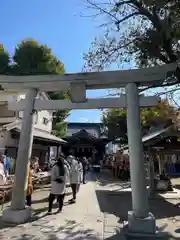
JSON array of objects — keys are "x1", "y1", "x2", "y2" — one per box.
[
  {"x1": 17, "y1": 92, "x2": 53, "y2": 133},
  {"x1": 0, "y1": 131, "x2": 8, "y2": 153},
  {"x1": 34, "y1": 110, "x2": 52, "y2": 133},
  {"x1": 0, "y1": 91, "x2": 53, "y2": 133}
]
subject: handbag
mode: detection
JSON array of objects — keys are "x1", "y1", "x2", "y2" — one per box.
[
  {"x1": 55, "y1": 178, "x2": 63, "y2": 184},
  {"x1": 54, "y1": 163, "x2": 64, "y2": 183}
]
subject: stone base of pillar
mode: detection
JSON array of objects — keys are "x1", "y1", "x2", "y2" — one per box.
[
  {"x1": 127, "y1": 211, "x2": 156, "y2": 235},
  {"x1": 2, "y1": 207, "x2": 32, "y2": 224}
]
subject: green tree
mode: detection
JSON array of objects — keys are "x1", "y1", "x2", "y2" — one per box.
[
  {"x1": 0, "y1": 44, "x2": 10, "y2": 74},
  {"x1": 102, "y1": 108, "x2": 127, "y2": 141},
  {"x1": 53, "y1": 122, "x2": 68, "y2": 138},
  {"x1": 84, "y1": 1, "x2": 180, "y2": 87},
  {"x1": 13, "y1": 39, "x2": 70, "y2": 137},
  {"x1": 13, "y1": 39, "x2": 65, "y2": 75},
  {"x1": 102, "y1": 99, "x2": 178, "y2": 141}
]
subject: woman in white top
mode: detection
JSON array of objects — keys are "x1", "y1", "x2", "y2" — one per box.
[
  {"x1": 67, "y1": 155, "x2": 83, "y2": 203},
  {"x1": 48, "y1": 156, "x2": 69, "y2": 214}
]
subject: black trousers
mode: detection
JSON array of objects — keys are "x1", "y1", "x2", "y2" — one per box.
[
  {"x1": 26, "y1": 195, "x2": 32, "y2": 207},
  {"x1": 71, "y1": 184, "x2": 78, "y2": 200},
  {"x1": 83, "y1": 171, "x2": 86, "y2": 183},
  {"x1": 48, "y1": 193, "x2": 65, "y2": 212}
]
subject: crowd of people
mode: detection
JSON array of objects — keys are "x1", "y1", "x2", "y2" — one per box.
[
  {"x1": 0, "y1": 151, "x2": 90, "y2": 214},
  {"x1": 104, "y1": 150, "x2": 130, "y2": 181},
  {"x1": 25, "y1": 154, "x2": 89, "y2": 214},
  {"x1": 0, "y1": 154, "x2": 15, "y2": 182},
  {"x1": 47, "y1": 154, "x2": 89, "y2": 214}
]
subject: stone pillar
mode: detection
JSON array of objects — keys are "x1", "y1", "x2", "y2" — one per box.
[
  {"x1": 126, "y1": 83, "x2": 156, "y2": 235},
  {"x1": 47, "y1": 146, "x2": 50, "y2": 162},
  {"x1": 2, "y1": 88, "x2": 37, "y2": 224},
  {"x1": 56, "y1": 146, "x2": 58, "y2": 158},
  {"x1": 158, "y1": 154, "x2": 162, "y2": 175},
  {"x1": 148, "y1": 149, "x2": 156, "y2": 197}
]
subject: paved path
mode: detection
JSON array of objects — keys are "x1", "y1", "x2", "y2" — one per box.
[
  {"x1": 0, "y1": 176, "x2": 104, "y2": 240},
  {"x1": 96, "y1": 170, "x2": 180, "y2": 239},
  {"x1": 0, "y1": 171, "x2": 180, "y2": 239}
]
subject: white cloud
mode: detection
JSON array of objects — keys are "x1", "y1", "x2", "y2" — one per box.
[
  {"x1": 78, "y1": 117, "x2": 89, "y2": 122},
  {"x1": 78, "y1": 117, "x2": 97, "y2": 123}
]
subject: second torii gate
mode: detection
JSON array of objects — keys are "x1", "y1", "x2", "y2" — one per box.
[{"x1": 0, "y1": 63, "x2": 177, "y2": 235}]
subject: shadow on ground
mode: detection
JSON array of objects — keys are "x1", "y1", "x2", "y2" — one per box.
[
  {"x1": 95, "y1": 189, "x2": 180, "y2": 239},
  {"x1": 173, "y1": 184, "x2": 180, "y2": 190},
  {"x1": 32, "y1": 191, "x2": 72, "y2": 205},
  {"x1": 0, "y1": 190, "x2": 73, "y2": 231},
  {"x1": 0, "y1": 219, "x2": 101, "y2": 240},
  {"x1": 94, "y1": 171, "x2": 180, "y2": 239},
  {"x1": 94, "y1": 170, "x2": 131, "y2": 190}
]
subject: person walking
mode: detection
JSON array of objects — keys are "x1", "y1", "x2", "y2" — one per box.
[
  {"x1": 67, "y1": 155, "x2": 82, "y2": 204},
  {"x1": 26, "y1": 162, "x2": 34, "y2": 207},
  {"x1": 48, "y1": 156, "x2": 69, "y2": 214},
  {"x1": 81, "y1": 157, "x2": 88, "y2": 184},
  {"x1": 77, "y1": 158, "x2": 83, "y2": 192}
]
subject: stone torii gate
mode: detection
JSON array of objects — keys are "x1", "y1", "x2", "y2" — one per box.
[{"x1": 0, "y1": 63, "x2": 177, "y2": 235}]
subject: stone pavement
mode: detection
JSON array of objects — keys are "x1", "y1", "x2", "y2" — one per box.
[
  {"x1": 0, "y1": 171, "x2": 180, "y2": 239},
  {"x1": 0, "y1": 175, "x2": 104, "y2": 240},
  {"x1": 95, "y1": 170, "x2": 180, "y2": 239}
]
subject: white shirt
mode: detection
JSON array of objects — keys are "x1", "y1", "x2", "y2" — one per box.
[
  {"x1": 51, "y1": 164, "x2": 68, "y2": 195},
  {"x1": 172, "y1": 155, "x2": 177, "y2": 164},
  {"x1": 70, "y1": 159, "x2": 83, "y2": 184},
  {"x1": 0, "y1": 162, "x2": 6, "y2": 183}
]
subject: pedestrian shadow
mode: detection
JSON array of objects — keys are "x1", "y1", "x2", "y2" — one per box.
[
  {"x1": 32, "y1": 191, "x2": 72, "y2": 205},
  {"x1": 0, "y1": 219, "x2": 101, "y2": 240},
  {"x1": 0, "y1": 198, "x2": 72, "y2": 231},
  {"x1": 32, "y1": 201, "x2": 70, "y2": 217},
  {"x1": 32, "y1": 196, "x2": 49, "y2": 204},
  {"x1": 173, "y1": 184, "x2": 180, "y2": 190}
]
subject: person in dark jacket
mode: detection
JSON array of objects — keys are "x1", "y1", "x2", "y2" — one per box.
[{"x1": 81, "y1": 157, "x2": 88, "y2": 184}]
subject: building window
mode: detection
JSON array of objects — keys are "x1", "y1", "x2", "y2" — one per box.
[{"x1": 42, "y1": 117, "x2": 49, "y2": 125}]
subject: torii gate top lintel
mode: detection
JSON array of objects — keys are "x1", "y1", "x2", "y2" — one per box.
[{"x1": 0, "y1": 63, "x2": 176, "y2": 92}]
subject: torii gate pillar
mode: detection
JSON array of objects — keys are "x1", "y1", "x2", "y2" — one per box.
[
  {"x1": 2, "y1": 88, "x2": 37, "y2": 224},
  {"x1": 126, "y1": 83, "x2": 156, "y2": 235}
]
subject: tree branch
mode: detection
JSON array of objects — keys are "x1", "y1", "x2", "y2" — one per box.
[
  {"x1": 116, "y1": 12, "x2": 141, "y2": 27},
  {"x1": 86, "y1": 0, "x2": 120, "y2": 22}
]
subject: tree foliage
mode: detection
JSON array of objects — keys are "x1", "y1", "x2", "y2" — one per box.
[
  {"x1": 84, "y1": 0, "x2": 180, "y2": 85},
  {"x1": 13, "y1": 39, "x2": 65, "y2": 75},
  {"x1": 0, "y1": 44, "x2": 10, "y2": 74},
  {"x1": 12, "y1": 39, "x2": 70, "y2": 137},
  {"x1": 0, "y1": 39, "x2": 69, "y2": 137},
  {"x1": 84, "y1": 1, "x2": 180, "y2": 130},
  {"x1": 102, "y1": 99, "x2": 178, "y2": 141}
]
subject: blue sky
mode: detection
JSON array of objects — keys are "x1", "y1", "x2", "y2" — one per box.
[{"x1": 0, "y1": 0, "x2": 130, "y2": 122}]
